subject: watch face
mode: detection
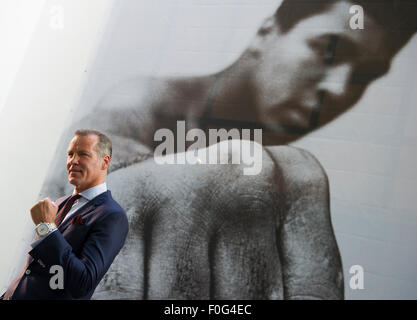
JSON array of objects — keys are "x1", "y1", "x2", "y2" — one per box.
[{"x1": 37, "y1": 224, "x2": 48, "y2": 236}]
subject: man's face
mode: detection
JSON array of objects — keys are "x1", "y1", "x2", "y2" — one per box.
[
  {"x1": 253, "y1": 1, "x2": 394, "y2": 131},
  {"x1": 66, "y1": 134, "x2": 107, "y2": 193}
]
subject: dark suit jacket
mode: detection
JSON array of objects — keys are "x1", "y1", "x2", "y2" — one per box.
[{"x1": 7, "y1": 190, "x2": 128, "y2": 300}]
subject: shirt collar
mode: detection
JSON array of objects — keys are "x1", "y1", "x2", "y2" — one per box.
[{"x1": 73, "y1": 182, "x2": 107, "y2": 201}]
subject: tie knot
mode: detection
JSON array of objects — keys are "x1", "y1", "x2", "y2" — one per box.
[
  {"x1": 54, "y1": 194, "x2": 82, "y2": 227},
  {"x1": 71, "y1": 193, "x2": 82, "y2": 200},
  {"x1": 68, "y1": 193, "x2": 82, "y2": 205}
]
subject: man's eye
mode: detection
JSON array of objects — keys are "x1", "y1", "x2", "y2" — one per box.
[
  {"x1": 308, "y1": 40, "x2": 337, "y2": 66},
  {"x1": 309, "y1": 35, "x2": 351, "y2": 66}
]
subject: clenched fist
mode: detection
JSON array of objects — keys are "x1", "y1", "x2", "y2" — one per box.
[
  {"x1": 30, "y1": 198, "x2": 58, "y2": 225},
  {"x1": 92, "y1": 144, "x2": 344, "y2": 299}
]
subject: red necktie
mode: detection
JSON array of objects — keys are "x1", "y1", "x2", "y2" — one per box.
[{"x1": 54, "y1": 194, "x2": 81, "y2": 227}]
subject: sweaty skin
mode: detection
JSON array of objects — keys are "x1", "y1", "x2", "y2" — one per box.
[{"x1": 90, "y1": 142, "x2": 343, "y2": 299}]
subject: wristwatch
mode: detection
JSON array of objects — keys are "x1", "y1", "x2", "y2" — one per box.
[{"x1": 35, "y1": 222, "x2": 57, "y2": 237}]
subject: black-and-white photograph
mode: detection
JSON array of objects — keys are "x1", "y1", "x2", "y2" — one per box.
[{"x1": 1, "y1": 0, "x2": 417, "y2": 301}]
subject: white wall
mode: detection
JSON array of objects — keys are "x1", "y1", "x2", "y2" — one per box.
[
  {"x1": 0, "y1": 0, "x2": 46, "y2": 115},
  {"x1": 0, "y1": 0, "x2": 114, "y2": 292}
]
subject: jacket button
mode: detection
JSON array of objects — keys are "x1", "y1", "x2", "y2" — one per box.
[{"x1": 25, "y1": 269, "x2": 31, "y2": 275}]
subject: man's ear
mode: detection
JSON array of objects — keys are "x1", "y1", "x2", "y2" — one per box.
[
  {"x1": 247, "y1": 16, "x2": 278, "y2": 57},
  {"x1": 102, "y1": 155, "x2": 111, "y2": 170},
  {"x1": 257, "y1": 16, "x2": 276, "y2": 36}
]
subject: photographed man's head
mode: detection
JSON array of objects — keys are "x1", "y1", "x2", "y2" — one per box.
[
  {"x1": 66, "y1": 129, "x2": 112, "y2": 193},
  {"x1": 244, "y1": 0, "x2": 417, "y2": 137}
]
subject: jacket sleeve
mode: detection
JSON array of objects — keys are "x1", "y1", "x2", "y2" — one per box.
[{"x1": 28, "y1": 210, "x2": 129, "y2": 298}]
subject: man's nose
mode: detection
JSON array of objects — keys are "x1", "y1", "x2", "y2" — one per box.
[
  {"x1": 317, "y1": 63, "x2": 353, "y2": 99},
  {"x1": 68, "y1": 154, "x2": 79, "y2": 165}
]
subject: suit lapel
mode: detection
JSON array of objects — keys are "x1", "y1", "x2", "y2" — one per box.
[
  {"x1": 56, "y1": 195, "x2": 71, "y2": 210},
  {"x1": 58, "y1": 190, "x2": 110, "y2": 232}
]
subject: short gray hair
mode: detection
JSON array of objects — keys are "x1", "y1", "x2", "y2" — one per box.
[{"x1": 74, "y1": 129, "x2": 112, "y2": 158}]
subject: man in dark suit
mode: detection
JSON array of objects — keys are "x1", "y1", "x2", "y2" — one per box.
[{"x1": 1, "y1": 129, "x2": 129, "y2": 300}]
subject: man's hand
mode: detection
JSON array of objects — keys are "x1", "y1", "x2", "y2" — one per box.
[
  {"x1": 30, "y1": 198, "x2": 58, "y2": 225},
  {"x1": 92, "y1": 143, "x2": 343, "y2": 299}
]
